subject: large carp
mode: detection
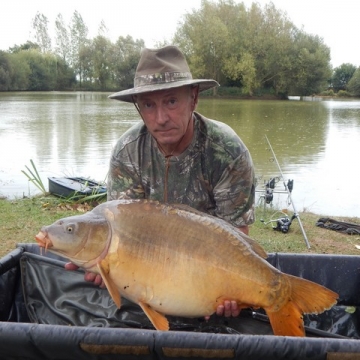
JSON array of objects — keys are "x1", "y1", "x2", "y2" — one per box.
[{"x1": 35, "y1": 199, "x2": 338, "y2": 336}]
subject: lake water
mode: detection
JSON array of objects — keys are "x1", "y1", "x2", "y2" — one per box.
[{"x1": 1, "y1": 92, "x2": 359, "y2": 218}]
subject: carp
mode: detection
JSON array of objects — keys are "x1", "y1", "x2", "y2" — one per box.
[{"x1": 35, "y1": 199, "x2": 338, "y2": 336}]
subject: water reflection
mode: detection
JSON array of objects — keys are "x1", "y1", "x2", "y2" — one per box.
[
  {"x1": 0, "y1": 92, "x2": 359, "y2": 217},
  {"x1": 199, "y1": 99, "x2": 328, "y2": 159}
]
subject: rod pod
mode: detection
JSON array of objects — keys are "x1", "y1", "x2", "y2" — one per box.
[{"x1": 264, "y1": 135, "x2": 310, "y2": 249}]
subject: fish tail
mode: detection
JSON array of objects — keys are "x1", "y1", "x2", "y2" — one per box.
[{"x1": 266, "y1": 274, "x2": 338, "y2": 337}]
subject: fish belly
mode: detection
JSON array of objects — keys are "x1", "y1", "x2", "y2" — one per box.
[
  {"x1": 104, "y1": 213, "x2": 277, "y2": 318},
  {"x1": 107, "y1": 254, "x2": 246, "y2": 317}
]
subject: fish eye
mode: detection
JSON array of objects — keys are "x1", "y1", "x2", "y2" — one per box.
[{"x1": 65, "y1": 224, "x2": 75, "y2": 233}]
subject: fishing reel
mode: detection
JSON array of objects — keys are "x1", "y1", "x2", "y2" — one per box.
[
  {"x1": 263, "y1": 177, "x2": 279, "y2": 204},
  {"x1": 264, "y1": 188, "x2": 274, "y2": 204},
  {"x1": 273, "y1": 214, "x2": 297, "y2": 233},
  {"x1": 274, "y1": 217, "x2": 292, "y2": 233}
]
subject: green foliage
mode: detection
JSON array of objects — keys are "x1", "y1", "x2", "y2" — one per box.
[
  {"x1": 332, "y1": 63, "x2": 356, "y2": 91},
  {"x1": 0, "y1": 51, "x2": 12, "y2": 90},
  {"x1": 288, "y1": 33, "x2": 332, "y2": 95},
  {"x1": 110, "y1": 36, "x2": 144, "y2": 91},
  {"x1": 173, "y1": 0, "x2": 331, "y2": 97},
  {"x1": 319, "y1": 89, "x2": 335, "y2": 96},
  {"x1": 8, "y1": 52, "x2": 31, "y2": 90},
  {"x1": 91, "y1": 35, "x2": 113, "y2": 90},
  {"x1": 55, "y1": 57, "x2": 76, "y2": 90},
  {"x1": 1, "y1": 49, "x2": 74, "y2": 91},
  {"x1": 337, "y1": 90, "x2": 350, "y2": 97},
  {"x1": 347, "y1": 67, "x2": 360, "y2": 97},
  {"x1": 8, "y1": 41, "x2": 40, "y2": 53},
  {"x1": 21, "y1": 160, "x2": 47, "y2": 195},
  {"x1": 0, "y1": 5, "x2": 334, "y2": 94},
  {"x1": 69, "y1": 10, "x2": 89, "y2": 88},
  {"x1": 216, "y1": 86, "x2": 243, "y2": 97},
  {"x1": 66, "y1": 190, "x2": 106, "y2": 203},
  {"x1": 28, "y1": 50, "x2": 57, "y2": 90}
]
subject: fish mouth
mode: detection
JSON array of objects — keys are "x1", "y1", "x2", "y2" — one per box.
[{"x1": 35, "y1": 231, "x2": 53, "y2": 251}]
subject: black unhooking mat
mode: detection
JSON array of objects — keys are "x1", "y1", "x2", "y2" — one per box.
[
  {"x1": 1, "y1": 243, "x2": 360, "y2": 359},
  {"x1": 316, "y1": 217, "x2": 360, "y2": 235}
]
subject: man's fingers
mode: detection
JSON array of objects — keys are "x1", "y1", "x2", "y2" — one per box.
[
  {"x1": 64, "y1": 262, "x2": 79, "y2": 271},
  {"x1": 84, "y1": 272, "x2": 97, "y2": 282},
  {"x1": 84, "y1": 272, "x2": 105, "y2": 288},
  {"x1": 65, "y1": 263, "x2": 105, "y2": 288},
  {"x1": 216, "y1": 300, "x2": 240, "y2": 317},
  {"x1": 223, "y1": 300, "x2": 232, "y2": 317},
  {"x1": 94, "y1": 274, "x2": 105, "y2": 288},
  {"x1": 230, "y1": 300, "x2": 240, "y2": 317},
  {"x1": 216, "y1": 304, "x2": 225, "y2": 316}
]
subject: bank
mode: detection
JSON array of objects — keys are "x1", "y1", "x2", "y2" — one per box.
[{"x1": 1, "y1": 196, "x2": 359, "y2": 259}]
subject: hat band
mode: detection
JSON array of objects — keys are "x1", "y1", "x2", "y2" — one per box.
[{"x1": 134, "y1": 71, "x2": 193, "y2": 87}]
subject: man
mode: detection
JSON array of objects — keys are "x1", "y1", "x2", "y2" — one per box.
[{"x1": 68, "y1": 45, "x2": 255, "y2": 319}]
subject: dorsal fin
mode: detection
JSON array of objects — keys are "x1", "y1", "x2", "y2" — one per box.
[
  {"x1": 239, "y1": 232, "x2": 268, "y2": 259},
  {"x1": 170, "y1": 203, "x2": 268, "y2": 259}
]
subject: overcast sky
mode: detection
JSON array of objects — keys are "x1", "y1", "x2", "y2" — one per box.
[{"x1": 0, "y1": 0, "x2": 359, "y2": 68}]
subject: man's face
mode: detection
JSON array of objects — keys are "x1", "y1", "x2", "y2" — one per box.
[{"x1": 136, "y1": 85, "x2": 197, "y2": 149}]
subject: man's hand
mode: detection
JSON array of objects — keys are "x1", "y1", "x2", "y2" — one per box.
[
  {"x1": 64, "y1": 262, "x2": 105, "y2": 288},
  {"x1": 216, "y1": 300, "x2": 240, "y2": 317},
  {"x1": 204, "y1": 300, "x2": 240, "y2": 321}
]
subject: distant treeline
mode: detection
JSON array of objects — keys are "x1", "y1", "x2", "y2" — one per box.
[{"x1": 1, "y1": 0, "x2": 359, "y2": 96}]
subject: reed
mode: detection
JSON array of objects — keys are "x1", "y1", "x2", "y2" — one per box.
[
  {"x1": 67, "y1": 190, "x2": 106, "y2": 203},
  {"x1": 21, "y1": 160, "x2": 47, "y2": 195}
]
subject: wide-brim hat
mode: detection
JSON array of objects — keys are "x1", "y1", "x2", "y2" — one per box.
[{"x1": 109, "y1": 45, "x2": 219, "y2": 103}]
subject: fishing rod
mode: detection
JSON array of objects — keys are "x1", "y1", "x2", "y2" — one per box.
[{"x1": 264, "y1": 135, "x2": 310, "y2": 249}]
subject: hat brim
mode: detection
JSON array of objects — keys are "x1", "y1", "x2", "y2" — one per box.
[{"x1": 108, "y1": 79, "x2": 219, "y2": 102}]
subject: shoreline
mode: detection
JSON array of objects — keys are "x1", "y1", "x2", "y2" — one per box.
[{"x1": 1, "y1": 196, "x2": 359, "y2": 259}]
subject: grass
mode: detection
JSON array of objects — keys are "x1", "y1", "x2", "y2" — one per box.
[
  {"x1": 1, "y1": 196, "x2": 360, "y2": 259},
  {"x1": 0, "y1": 196, "x2": 92, "y2": 257},
  {"x1": 252, "y1": 210, "x2": 360, "y2": 255}
]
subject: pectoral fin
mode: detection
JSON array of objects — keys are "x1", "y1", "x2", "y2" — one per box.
[
  {"x1": 138, "y1": 301, "x2": 169, "y2": 331},
  {"x1": 97, "y1": 262, "x2": 121, "y2": 308}
]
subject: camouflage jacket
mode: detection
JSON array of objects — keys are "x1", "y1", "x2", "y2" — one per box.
[{"x1": 107, "y1": 112, "x2": 255, "y2": 227}]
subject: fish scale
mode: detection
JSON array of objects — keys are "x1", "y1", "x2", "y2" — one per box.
[{"x1": 35, "y1": 199, "x2": 338, "y2": 336}]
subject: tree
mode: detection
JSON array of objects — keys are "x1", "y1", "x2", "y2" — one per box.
[
  {"x1": 91, "y1": 35, "x2": 113, "y2": 90},
  {"x1": 20, "y1": 50, "x2": 56, "y2": 90},
  {"x1": 347, "y1": 67, "x2": 360, "y2": 96},
  {"x1": 174, "y1": 0, "x2": 234, "y2": 88},
  {"x1": 54, "y1": 56, "x2": 76, "y2": 90},
  {"x1": 78, "y1": 44, "x2": 94, "y2": 88},
  {"x1": 55, "y1": 14, "x2": 70, "y2": 63},
  {"x1": 288, "y1": 32, "x2": 332, "y2": 95},
  {"x1": 69, "y1": 10, "x2": 89, "y2": 88},
  {"x1": 332, "y1": 63, "x2": 356, "y2": 92},
  {"x1": 242, "y1": 2, "x2": 296, "y2": 95},
  {"x1": 9, "y1": 41, "x2": 40, "y2": 53},
  {"x1": 173, "y1": 0, "x2": 332, "y2": 96},
  {"x1": 111, "y1": 35, "x2": 144, "y2": 91},
  {"x1": 7, "y1": 52, "x2": 31, "y2": 90},
  {"x1": 32, "y1": 12, "x2": 52, "y2": 53},
  {"x1": 98, "y1": 19, "x2": 108, "y2": 37},
  {"x1": 0, "y1": 51, "x2": 12, "y2": 90}
]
